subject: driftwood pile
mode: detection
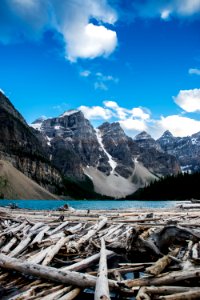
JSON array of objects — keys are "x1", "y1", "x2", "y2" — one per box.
[{"x1": 0, "y1": 205, "x2": 200, "y2": 299}]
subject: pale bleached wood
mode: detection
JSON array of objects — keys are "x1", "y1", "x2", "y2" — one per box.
[
  {"x1": 76, "y1": 217, "x2": 107, "y2": 249},
  {"x1": 159, "y1": 289, "x2": 200, "y2": 300},
  {"x1": 42, "y1": 236, "x2": 74, "y2": 266},
  {"x1": 9, "y1": 233, "x2": 34, "y2": 258},
  {"x1": 0, "y1": 253, "x2": 118, "y2": 289},
  {"x1": 113, "y1": 270, "x2": 123, "y2": 282},
  {"x1": 27, "y1": 245, "x2": 52, "y2": 264},
  {"x1": 29, "y1": 222, "x2": 44, "y2": 233},
  {"x1": 48, "y1": 221, "x2": 69, "y2": 235},
  {"x1": 136, "y1": 287, "x2": 151, "y2": 300},
  {"x1": 145, "y1": 248, "x2": 179, "y2": 276},
  {"x1": 95, "y1": 238, "x2": 111, "y2": 300},
  {"x1": 1, "y1": 237, "x2": 18, "y2": 254},
  {"x1": 0, "y1": 221, "x2": 26, "y2": 237},
  {"x1": 41, "y1": 286, "x2": 72, "y2": 300},
  {"x1": 31, "y1": 226, "x2": 50, "y2": 246},
  {"x1": 62, "y1": 249, "x2": 113, "y2": 271},
  {"x1": 57, "y1": 288, "x2": 81, "y2": 300},
  {"x1": 141, "y1": 286, "x2": 198, "y2": 295},
  {"x1": 28, "y1": 285, "x2": 63, "y2": 300},
  {"x1": 124, "y1": 267, "x2": 200, "y2": 288}
]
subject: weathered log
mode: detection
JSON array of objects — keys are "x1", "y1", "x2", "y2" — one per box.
[
  {"x1": 113, "y1": 270, "x2": 123, "y2": 282},
  {"x1": 9, "y1": 233, "x2": 35, "y2": 257},
  {"x1": 0, "y1": 253, "x2": 118, "y2": 289},
  {"x1": 1, "y1": 237, "x2": 17, "y2": 254},
  {"x1": 48, "y1": 221, "x2": 69, "y2": 235},
  {"x1": 95, "y1": 238, "x2": 110, "y2": 300},
  {"x1": 76, "y1": 217, "x2": 107, "y2": 248},
  {"x1": 150, "y1": 225, "x2": 200, "y2": 252},
  {"x1": 159, "y1": 289, "x2": 200, "y2": 300},
  {"x1": 62, "y1": 249, "x2": 113, "y2": 272},
  {"x1": 29, "y1": 222, "x2": 44, "y2": 233},
  {"x1": 42, "y1": 236, "x2": 74, "y2": 266},
  {"x1": 28, "y1": 284, "x2": 64, "y2": 299},
  {"x1": 124, "y1": 267, "x2": 200, "y2": 287},
  {"x1": 145, "y1": 248, "x2": 179, "y2": 276},
  {"x1": 31, "y1": 226, "x2": 50, "y2": 246},
  {"x1": 140, "y1": 286, "x2": 199, "y2": 295},
  {"x1": 27, "y1": 246, "x2": 52, "y2": 264},
  {"x1": 136, "y1": 287, "x2": 151, "y2": 300},
  {"x1": 58, "y1": 288, "x2": 81, "y2": 300},
  {"x1": 191, "y1": 242, "x2": 200, "y2": 262},
  {"x1": 41, "y1": 286, "x2": 72, "y2": 300}
]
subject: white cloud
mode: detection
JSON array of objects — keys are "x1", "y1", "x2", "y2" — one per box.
[
  {"x1": 0, "y1": 0, "x2": 118, "y2": 61},
  {"x1": 79, "y1": 105, "x2": 113, "y2": 120},
  {"x1": 161, "y1": 9, "x2": 171, "y2": 20},
  {"x1": 94, "y1": 81, "x2": 108, "y2": 91},
  {"x1": 173, "y1": 88, "x2": 200, "y2": 112},
  {"x1": 120, "y1": 118, "x2": 147, "y2": 132},
  {"x1": 131, "y1": 107, "x2": 150, "y2": 120},
  {"x1": 80, "y1": 70, "x2": 91, "y2": 77},
  {"x1": 96, "y1": 72, "x2": 119, "y2": 83},
  {"x1": 78, "y1": 100, "x2": 200, "y2": 138},
  {"x1": 79, "y1": 101, "x2": 151, "y2": 136},
  {"x1": 133, "y1": 0, "x2": 200, "y2": 19},
  {"x1": 189, "y1": 68, "x2": 200, "y2": 76},
  {"x1": 104, "y1": 100, "x2": 150, "y2": 120},
  {"x1": 64, "y1": 23, "x2": 117, "y2": 62},
  {"x1": 157, "y1": 115, "x2": 200, "y2": 137}
]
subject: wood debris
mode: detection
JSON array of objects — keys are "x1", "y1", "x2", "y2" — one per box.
[{"x1": 0, "y1": 203, "x2": 199, "y2": 299}]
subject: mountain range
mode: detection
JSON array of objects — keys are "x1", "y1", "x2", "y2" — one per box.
[{"x1": 0, "y1": 90, "x2": 198, "y2": 199}]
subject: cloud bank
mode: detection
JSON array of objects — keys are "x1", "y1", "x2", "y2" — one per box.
[
  {"x1": 79, "y1": 93, "x2": 200, "y2": 138},
  {"x1": 130, "y1": 0, "x2": 200, "y2": 19},
  {"x1": 173, "y1": 89, "x2": 200, "y2": 112},
  {"x1": 0, "y1": 0, "x2": 117, "y2": 61},
  {"x1": 1, "y1": 0, "x2": 200, "y2": 62}
]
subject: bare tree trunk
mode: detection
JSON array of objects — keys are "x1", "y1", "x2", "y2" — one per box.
[{"x1": 95, "y1": 238, "x2": 111, "y2": 300}]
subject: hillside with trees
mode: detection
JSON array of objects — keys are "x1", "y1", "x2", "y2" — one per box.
[{"x1": 126, "y1": 172, "x2": 200, "y2": 200}]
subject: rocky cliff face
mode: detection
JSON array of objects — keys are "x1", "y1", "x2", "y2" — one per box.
[
  {"x1": 39, "y1": 110, "x2": 111, "y2": 179},
  {"x1": 157, "y1": 130, "x2": 200, "y2": 173},
  {"x1": 0, "y1": 90, "x2": 181, "y2": 198},
  {"x1": 0, "y1": 91, "x2": 62, "y2": 193},
  {"x1": 37, "y1": 114, "x2": 179, "y2": 182},
  {"x1": 132, "y1": 131, "x2": 180, "y2": 176}
]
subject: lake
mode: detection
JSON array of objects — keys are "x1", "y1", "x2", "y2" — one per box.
[{"x1": 0, "y1": 199, "x2": 180, "y2": 210}]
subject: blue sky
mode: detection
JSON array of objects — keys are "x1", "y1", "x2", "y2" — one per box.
[{"x1": 1, "y1": 0, "x2": 200, "y2": 138}]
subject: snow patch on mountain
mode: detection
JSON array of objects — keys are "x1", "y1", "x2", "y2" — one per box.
[
  {"x1": 95, "y1": 128, "x2": 117, "y2": 173},
  {"x1": 60, "y1": 110, "x2": 79, "y2": 117}
]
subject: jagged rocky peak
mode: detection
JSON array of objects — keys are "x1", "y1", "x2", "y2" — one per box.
[
  {"x1": 32, "y1": 116, "x2": 47, "y2": 124},
  {"x1": 59, "y1": 109, "x2": 79, "y2": 118},
  {"x1": 39, "y1": 109, "x2": 111, "y2": 178},
  {"x1": 134, "y1": 131, "x2": 162, "y2": 152},
  {"x1": 31, "y1": 116, "x2": 47, "y2": 131},
  {"x1": 98, "y1": 122, "x2": 127, "y2": 139},
  {"x1": 161, "y1": 130, "x2": 174, "y2": 138},
  {"x1": 0, "y1": 90, "x2": 27, "y2": 125},
  {"x1": 134, "y1": 131, "x2": 153, "y2": 140},
  {"x1": 157, "y1": 130, "x2": 175, "y2": 143},
  {"x1": 98, "y1": 122, "x2": 135, "y2": 178},
  {"x1": 41, "y1": 109, "x2": 95, "y2": 140}
]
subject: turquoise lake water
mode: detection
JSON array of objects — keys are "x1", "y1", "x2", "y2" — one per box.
[{"x1": 0, "y1": 199, "x2": 179, "y2": 210}]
